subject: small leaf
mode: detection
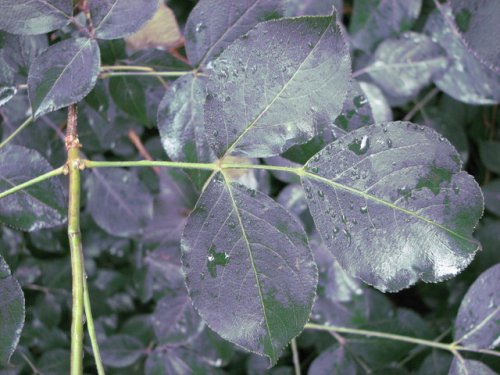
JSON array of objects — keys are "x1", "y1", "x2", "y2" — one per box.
[
  {"x1": 185, "y1": 0, "x2": 283, "y2": 67},
  {"x1": 0, "y1": 0, "x2": 72, "y2": 35},
  {"x1": 28, "y1": 37, "x2": 100, "y2": 118},
  {"x1": 302, "y1": 121, "x2": 483, "y2": 292},
  {"x1": 100, "y1": 335, "x2": 145, "y2": 368},
  {"x1": 109, "y1": 76, "x2": 150, "y2": 126},
  {"x1": 0, "y1": 254, "x2": 24, "y2": 366},
  {"x1": 454, "y1": 264, "x2": 499, "y2": 350},
  {"x1": 181, "y1": 174, "x2": 317, "y2": 365},
  {"x1": 89, "y1": 0, "x2": 160, "y2": 40},
  {"x1": 205, "y1": 13, "x2": 351, "y2": 158},
  {"x1": 308, "y1": 346, "x2": 356, "y2": 375},
  {"x1": 0, "y1": 144, "x2": 66, "y2": 231},
  {"x1": 85, "y1": 168, "x2": 153, "y2": 237},
  {"x1": 449, "y1": 358, "x2": 496, "y2": 375}
]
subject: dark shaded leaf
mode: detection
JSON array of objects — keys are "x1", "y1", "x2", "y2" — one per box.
[
  {"x1": 483, "y1": 180, "x2": 500, "y2": 217},
  {"x1": 479, "y1": 141, "x2": 500, "y2": 174},
  {"x1": 205, "y1": 13, "x2": 350, "y2": 158},
  {"x1": 302, "y1": 121, "x2": 483, "y2": 292},
  {"x1": 415, "y1": 351, "x2": 452, "y2": 375},
  {"x1": 0, "y1": 255, "x2": 24, "y2": 366},
  {"x1": 449, "y1": 358, "x2": 496, "y2": 375},
  {"x1": 284, "y1": 0, "x2": 342, "y2": 17},
  {"x1": 100, "y1": 335, "x2": 145, "y2": 368},
  {"x1": 308, "y1": 346, "x2": 356, "y2": 375},
  {"x1": 181, "y1": 174, "x2": 317, "y2": 365},
  {"x1": 89, "y1": 0, "x2": 160, "y2": 40},
  {"x1": 28, "y1": 38, "x2": 100, "y2": 118},
  {"x1": 0, "y1": 0, "x2": 72, "y2": 35},
  {"x1": 36, "y1": 349, "x2": 70, "y2": 375},
  {"x1": 185, "y1": 0, "x2": 283, "y2": 67},
  {"x1": 190, "y1": 327, "x2": 235, "y2": 368},
  {"x1": 85, "y1": 168, "x2": 153, "y2": 237},
  {"x1": 145, "y1": 347, "x2": 216, "y2": 375},
  {"x1": 109, "y1": 76, "x2": 150, "y2": 126},
  {"x1": 0, "y1": 145, "x2": 66, "y2": 231}
]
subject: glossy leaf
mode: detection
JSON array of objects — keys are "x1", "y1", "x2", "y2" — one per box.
[
  {"x1": 89, "y1": 0, "x2": 160, "y2": 40},
  {"x1": 205, "y1": 13, "x2": 351, "y2": 158},
  {"x1": 28, "y1": 38, "x2": 100, "y2": 118},
  {"x1": 181, "y1": 174, "x2": 317, "y2": 364},
  {"x1": 99, "y1": 334, "x2": 145, "y2": 368},
  {"x1": 454, "y1": 264, "x2": 499, "y2": 349},
  {"x1": 0, "y1": 254, "x2": 24, "y2": 366},
  {"x1": 0, "y1": 0, "x2": 72, "y2": 35},
  {"x1": 366, "y1": 32, "x2": 448, "y2": 98},
  {"x1": 308, "y1": 346, "x2": 356, "y2": 375},
  {"x1": 85, "y1": 168, "x2": 153, "y2": 237},
  {"x1": 185, "y1": 0, "x2": 283, "y2": 67},
  {"x1": 302, "y1": 121, "x2": 483, "y2": 292},
  {"x1": 0, "y1": 145, "x2": 66, "y2": 231}
]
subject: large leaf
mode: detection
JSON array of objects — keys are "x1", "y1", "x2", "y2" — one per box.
[
  {"x1": 0, "y1": 145, "x2": 66, "y2": 231},
  {"x1": 185, "y1": 0, "x2": 283, "y2": 67},
  {"x1": 284, "y1": 0, "x2": 342, "y2": 17},
  {"x1": 453, "y1": 264, "x2": 500, "y2": 350},
  {"x1": 0, "y1": 254, "x2": 24, "y2": 366},
  {"x1": 0, "y1": 0, "x2": 72, "y2": 35},
  {"x1": 89, "y1": 0, "x2": 160, "y2": 40},
  {"x1": 181, "y1": 174, "x2": 317, "y2": 365},
  {"x1": 449, "y1": 358, "x2": 496, "y2": 375},
  {"x1": 205, "y1": 13, "x2": 351, "y2": 158},
  {"x1": 28, "y1": 38, "x2": 100, "y2": 118},
  {"x1": 301, "y1": 121, "x2": 483, "y2": 292}
]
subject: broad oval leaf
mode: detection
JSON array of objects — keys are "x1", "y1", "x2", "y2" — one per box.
[
  {"x1": 453, "y1": 264, "x2": 499, "y2": 350},
  {"x1": 100, "y1": 334, "x2": 145, "y2": 368},
  {"x1": 0, "y1": 144, "x2": 66, "y2": 231},
  {"x1": 0, "y1": 0, "x2": 72, "y2": 35},
  {"x1": 205, "y1": 13, "x2": 351, "y2": 158},
  {"x1": 0, "y1": 254, "x2": 24, "y2": 366},
  {"x1": 301, "y1": 121, "x2": 483, "y2": 292},
  {"x1": 185, "y1": 0, "x2": 283, "y2": 67},
  {"x1": 181, "y1": 174, "x2": 317, "y2": 365},
  {"x1": 89, "y1": 0, "x2": 160, "y2": 40},
  {"x1": 308, "y1": 346, "x2": 356, "y2": 375},
  {"x1": 28, "y1": 38, "x2": 100, "y2": 118}
]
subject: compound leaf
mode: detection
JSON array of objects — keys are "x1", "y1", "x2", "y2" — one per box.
[
  {"x1": 302, "y1": 121, "x2": 483, "y2": 292},
  {"x1": 89, "y1": 0, "x2": 160, "y2": 40},
  {"x1": 205, "y1": 13, "x2": 351, "y2": 158},
  {"x1": 181, "y1": 174, "x2": 317, "y2": 365},
  {"x1": 0, "y1": 0, "x2": 72, "y2": 35},
  {"x1": 28, "y1": 37, "x2": 100, "y2": 118},
  {"x1": 0, "y1": 144, "x2": 66, "y2": 231}
]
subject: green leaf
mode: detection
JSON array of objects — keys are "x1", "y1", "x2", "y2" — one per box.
[
  {"x1": 0, "y1": 0, "x2": 72, "y2": 35},
  {"x1": 308, "y1": 346, "x2": 356, "y2": 375},
  {"x1": 109, "y1": 76, "x2": 150, "y2": 126},
  {"x1": 479, "y1": 141, "x2": 500, "y2": 175},
  {"x1": 483, "y1": 180, "x2": 500, "y2": 217},
  {"x1": 181, "y1": 174, "x2": 317, "y2": 365},
  {"x1": 0, "y1": 254, "x2": 24, "y2": 366},
  {"x1": 204, "y1": 12, "x2": 351, "y2": 158},
  {"x1": 449, "y1": 358, "x2": 496, "y2": 375},
  {"x1": 100, "y1": 335, "x2": 145, "y2": 368},
  {"x1": 302, "y1": 121, "x2": 483, "y2": 292},
  {"x1": 145, "y1": 347, "x2": 216, "y2": 375},
  {"x1": 28, "y1": 37, "x2": 100, "y2": 118},
  {"x1": 0, "y1": 144, "x2": 66, "y2": 231}
]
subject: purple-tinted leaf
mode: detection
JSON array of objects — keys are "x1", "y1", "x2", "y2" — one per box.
[
  {"x1": 0, "y1": 144, "x2": 66, "y2": 231},
  {"x1": 205, "y1": 13, "x2": 351, "y2": 158},
  {"x1": 482, "y1": 180, "x2": 500, "y2": 217},
  {"x1": 89, "y1": 0, "x2": 160, "y2": 40},
  {"x1": 284, "y1": 0, "x2": 342, "y2": 17},
  {"x1": 454, "y1": 264, "x2": 500, "y2": 350},
  {"x1": 449, "y1": 358, "x2": 496, "y2": 375},
  {"x1": 85, "y1": 168, "x2": 153, "y2": 237},
  {"x1": 28, "y1": 38, "x2": 100, "y2": 118},
  {"x1": 358, "y1": 81, "x2": 393, "y2": 123},
  {"x1": 109, "y1": 76, "x2": 151, "y2": 126},
  {"x1": 415, "y1": 351, "x2": 452, "y2": 375},
  {"x1": 333, "y1": 80, "x2": 375, "y2": 133},
  {"x1": 181, "y1": 175, "x2": 317, "y2": 365},
  {"x1": 145, "y1": 347, "x2": 216, "y2": 375},
  {"x1": 365, "y1": 32, "x2": 448, "y2": 98},
  {"x1": 0, "y1": 255, "x2": 24, "y2": 366},
  {"x1": 36, "y1": 349, "x2": 70, "y2": 374},
  {"x1": 308, "y1": 346, "x2": 356, "y2": 375},
  {"x1": 190, "y1": 327, "x2": 235, "y2": 368},
  {"x1": 99, "y1": 334, "x2": 145, "y2": 368},
  {"x1": 185, "y1": 0, "x2": 283, "y2": 67},
  {"x1": 0, "y1": 86, "x2": 16, "y2": 108},
  {"x1": 0, "y1": 0, "x2": 72, "y2": 35},
  {"x1": 424, "y1": 5, "x2": 500, "y2": 105},
  {"x1": 479, "y1": 141, "x2": 500, "y2": 175},
  {"x1": 349, "y1": 0, "x2": 422, "y2": 52},
  {"x1": 302, "y1": 121, "x2": 483, "y2": 292}
]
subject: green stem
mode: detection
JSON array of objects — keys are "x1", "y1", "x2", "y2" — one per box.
[
  {"x1": 100, "y1": 71, "x2": 195, "y2": 78},
  {"x1": 84, "y1": 159, "x2": 217, "y2": 171},
  {"x1": 83, "y1": 275, "x2": 106, "y2": 375},
  {"x1": 291, "y1": 338, "x2": 301, "y2": 375},
  {"x1": 0, "y1": 116, "x2": 33, "y2": 149},
  {"x1": 0, "y1": 167, "x2": 65, "y2": 199}
]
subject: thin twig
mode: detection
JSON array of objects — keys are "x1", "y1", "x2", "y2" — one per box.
[
  {"x1": 127, "y1": 130, "x2": 160, "y2": 175},
  {"x1": 403, "y1": 87, "x2": 440, "y2": 122},
  {"x1": 0, "y1": 116, "x2": 33, "y2": 149}
]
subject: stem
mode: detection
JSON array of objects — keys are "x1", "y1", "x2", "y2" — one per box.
[
  {"x1": 0, "y1": 167, "x2": 65, "y2": 199},
  {"x1": 403, "y1": 87, "x2": 440, "y2": 121},
  {"x1": 0, "y1": 116, "x2": 33, "y2": 149},
  {"x1": 291, "y1": 338, "x2": 301, "y2": 375},
  {"x1": 83, "y1": 275, "x2": 106, "y2": 375},
  {"x1": 84, "y1": 159, "x2": 218, "y2": 171},
  {"x1": 100, "y1": 71, "x2": 195, "y2": 78}
]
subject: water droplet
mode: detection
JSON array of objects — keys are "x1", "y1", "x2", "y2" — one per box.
[
  {"x1": 317, "y1": 190, "x2": 324, "y2": 199},
  {"x1": 308, "y1": 41, "x2": 314, "y2": 49},
  {"x1": 386, "y1": 138, "x2": 393, "y2": 148},
  {"x1": 342, "y1": 229, "x2": 351, "y2": 244},
  {"x1": 195, "y1": 22, "x2": 205, "y2": 32},
  {"x1": 453, "y1": 184, "x2": 460, "y2": 194},
  {"x1": 213, "y1": 130, "x2": 219, "y2": 137},
  {"x1": 438, "y1": 135, "x2": 445, "y2": 142},
  {"x1": 311, "y1": 166, "x2": 319, "y2": 173},
  {"x1": 348, "y1": 135, "x2": 370, "y2": 155},
  {"x1": 305, "y1": 186, "x2": 311, "y2": 193},
  {"x1": 353, "y1": 95, "x2": 368, "y2": 108},
  {"x1": 360, "y1": 205, "x2": 368, "y2": 214},
  {"x1": 228, "y1": 222, "x2": 236, "y2": 229},
  {"x1": 207, "y1": 254, "x2": 215, "y2": 262}
]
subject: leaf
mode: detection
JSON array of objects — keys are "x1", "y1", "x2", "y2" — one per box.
[
  {"x1": 85, "y1": 168, "x2": 153, "y2": 237},
  {"x1": 0, "y1": 0, "x2": 72, "y2": 35},
  {"x1": 109, "y1": 76, "x2": 150, "y2": 126},
  {"x1": 27, "y1": 37, "x2": 100, "y2": 118},
  {"x1": 479, "y1": 141, "x2": 500, "y2": 175},
  {"x1": 424, "y1": 5, "x2": 500, "y2": 105},
  {"x1": 205, "y1": 13, "x2": 351, "y2": 158},
  {"x1": 301, "y1": 121, "x2": 483, "y2": 292},
  {"x1": 0, "y1": 144, "x2": 66, "y2": 231},
  {"x1": 100, "y1": 334, "x2": 145, "y2": 368},
  {"x1": 416, "y1": 351, "x2": 452, "y2": 375},
  {"x1": 89, "y1": 0, "x2": 160, "y2": 40},
  {"x1": 454, "y1": 264, "x2": 500, "y2": 350},
  {"x1": 284, "y1": 0, "x2": 343, "y2": 17},
  {"x1": 181, "y1": 174, "x2": 317, "y2": 365},
  {"x1": 308, "y1": 346, "x2": 356, "y2": 375},
  {"x1": 185, "y1": 0, "x2": 284, "y2": 67},
  {"x1": 145, "y1": 347, "x2": 215, "y2": 375},
  {"x1": 483, "y1": 180, "x2": 500, "y2": 217},
  {"x1": 365, "y1": 32, "x2": 448, "y2": 98},
  {"x1": 358, "y1": 81, "x2": 393, "y2": 123},
  {"x1": 157, "y1": 74, "x2": 215, "y2": 190},
  {"x1": 349, "y1": 0, "x2": 422, "y2": 52},
  {"x1": 0, "y1": 254, "x2": 24, "y2": 366},
  {"x1": 125, "y1": 2, "x2": 182, "y2": 52},
  {"x1": 36, "y1": 349, "x2": 70, "y2": 375},
  {"x1": 449, "y1": 358, "x2": 496, "y2": 375}
]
